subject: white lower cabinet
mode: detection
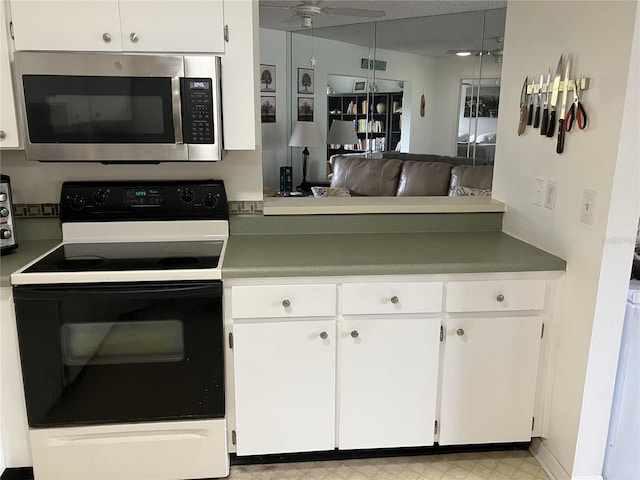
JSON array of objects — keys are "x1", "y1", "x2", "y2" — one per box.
[
  {"x1": 233, "y1": 319, "x2": 336, "y2": 455},
  {"x1": 438, "y1": 316, "x2": 543, "y2": 445},
  {"x1": 338, "y1": 316, "x2": 441, "y2": 449},
  {"x1": 228, "y1": 274, "x2": 557, "y2": 455}
]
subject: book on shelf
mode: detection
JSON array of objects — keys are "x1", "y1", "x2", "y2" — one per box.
[{"x1": 357, "y1": 119, "x2": 385, "y2": 133}]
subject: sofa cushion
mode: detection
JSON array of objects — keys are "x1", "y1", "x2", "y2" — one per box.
[
  {"x1": 330, "y1": 156, "x2": 403, "y2": 196},
  {"x1": 396, "y1": 161, "x2": 453, "y2": 196},
  {"x1": 448, "y1": 165, "x2": 494, "y2": 196}
]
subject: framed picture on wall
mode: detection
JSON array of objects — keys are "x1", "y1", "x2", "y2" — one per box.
[
  {"x1": 297, "y1": 97, "x2": 314, "y2": 121},
  {"x1": 261, "y1": 96, "x2": 276, "y2": 123},
  {"x1": 260, "y1": 64, "x2": 276, "y2": 92},
  {"x1": 352, "y1": 79, "x2": 367, "y2": 93},
  {"x1": 297, "y1": 68, "x2": 314, "y2": 94}
]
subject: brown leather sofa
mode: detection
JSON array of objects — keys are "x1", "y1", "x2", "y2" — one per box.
[{"x1": 328, "y1": 154, "x2": 493, "y2": 197}]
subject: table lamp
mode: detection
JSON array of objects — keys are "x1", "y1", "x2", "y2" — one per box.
[
  {"x1": 327, "y1": 120, "x2": 358, "y2": 149},
  {"x1": 288, "y1": 121, "x2": 324, "y2": 191}
]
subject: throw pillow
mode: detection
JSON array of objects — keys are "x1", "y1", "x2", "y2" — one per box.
[
  {"x1": 452, "y1": 186, "x2": 492, "y2": 197},
  {"x1": 311, "y1": 186, "x2": 351, "y2": 197}
]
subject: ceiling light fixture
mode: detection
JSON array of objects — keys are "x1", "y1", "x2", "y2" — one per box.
[{"x1": 456, "y1": 52, "x2": 472, "y2": 57}]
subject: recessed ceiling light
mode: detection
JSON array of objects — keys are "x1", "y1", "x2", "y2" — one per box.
[{"x1": 456, "y1": 52, "x2": 472, "y2": 57}]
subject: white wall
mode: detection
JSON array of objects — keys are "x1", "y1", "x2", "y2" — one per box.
[{"x1": 493, "y1": 1, "x2": 639, "y2": 477}]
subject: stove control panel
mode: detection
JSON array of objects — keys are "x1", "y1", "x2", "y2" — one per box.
[{"x1": 60, "y1": 180, "x2": 228, "y2": 223}]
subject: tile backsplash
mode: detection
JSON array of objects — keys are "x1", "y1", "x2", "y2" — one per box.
[{"x1": 15, "y1": 201, "x2": 263, "y2": 217}]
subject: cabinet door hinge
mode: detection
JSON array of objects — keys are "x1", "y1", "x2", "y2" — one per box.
[
  {"x1": 224, "y1": 25, "x2": 229, "y2": 42},
  {"x1": 440, "y1": 325, "x2": 444, "y2": 342},
  {"x1": 541, "y1": 323, "x2": 545, "y2": 339},
  {"x1": 232, "y1": 430, "x2": 236, "y2": 445},
  {"x1": 228, "y1": 332, "x2": 234, "y2": 349},
  {"x1": 434, "y1": 420, "x2": 438, "y2": 435},
  {"x1": 9, "y1": 21, "x2": 14, "y2": 39},
  {"x1": 532, "y1": 417, "x2": 535, "y2": 431}
]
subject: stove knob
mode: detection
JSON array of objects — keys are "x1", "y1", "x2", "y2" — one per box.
[
  {"x1": 1, "y1": 229, "x2": 11, "y2": 239},
  {"x1": 68, "y1": 195, "x2": 86, "y2": 211},
  {"x1": 180, "y1": 188, "x2": 194, "y2": 203},
  {"x1": 0, "y1": 192, "x2": 7, "y2": 202},
  {"x1": 0, "y1": 207, "x2": 8, "y2": 217},
  {"x1": 93, "y1": 189, "x2": 108, "y2": 206},
  {"x1": 203, "y1": 193, "x2": 218, "y2": 208}
]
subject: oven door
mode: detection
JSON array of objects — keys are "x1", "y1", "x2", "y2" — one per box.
[{"x1": 13, "y1": 281, "x2": 224, "y2": 428}]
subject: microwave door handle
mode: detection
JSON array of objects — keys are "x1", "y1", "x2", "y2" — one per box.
[{"x1": 171, "y1": 77, "x2": 184, "y2": 144}]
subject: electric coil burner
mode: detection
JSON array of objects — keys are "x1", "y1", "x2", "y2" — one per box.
[{"x1": 11, "y1": 180, "x2": 230, "y2": 480}]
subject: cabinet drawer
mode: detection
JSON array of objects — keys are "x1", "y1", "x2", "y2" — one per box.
[
  {"x1": 231, "y1": 284, "x2": 336, "y2": 319},
  {"x1": 446, "y1": 279, "x2": 546, "y2": 312},
  {"x1": 341, "y1": 282, "x2": 443, "y2": 315}
]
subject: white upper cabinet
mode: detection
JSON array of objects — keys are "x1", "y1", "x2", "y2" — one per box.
[
  {"x1": 9, "y1": 0, "x2": 225, "y2": 53},
  {"x1": 1, "y1": 2, "x2": 21, "y2": 148}
]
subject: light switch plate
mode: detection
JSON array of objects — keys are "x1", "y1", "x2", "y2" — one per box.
[
  {"x1": 581, "y1": 190, "x2": 596, "y2": 224},
  {"x1": 544, "y1": 181, "x2": 557, "y2": 210}
]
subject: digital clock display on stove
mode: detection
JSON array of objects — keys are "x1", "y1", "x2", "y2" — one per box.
[{"x1": 124, "y1": 188, "x2": 163, "y2": 206}]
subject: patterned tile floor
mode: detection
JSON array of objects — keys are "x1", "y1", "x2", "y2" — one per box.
[{"x1": 229, "y1": 450, "x2": 550, "y2": 480}]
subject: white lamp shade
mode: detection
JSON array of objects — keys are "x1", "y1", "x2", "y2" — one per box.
[
  {"x1": 288, "y1": 121, "x2": 324, "y2": 147},
  {"x1": 327, "y1": 120, "x2": 358, "y2": 145}
]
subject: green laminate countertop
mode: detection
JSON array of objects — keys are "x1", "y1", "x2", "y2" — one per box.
[
  {"x1": 0, "y1": 239, "x2": 60, "y2": 288},
  {"x1": 222, "y1": 231, "x2": 566, "y2": 279}
]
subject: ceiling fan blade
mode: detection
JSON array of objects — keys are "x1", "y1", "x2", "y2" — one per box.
[
  {"x1": 260, "y1": 2, "x2": 293, "y2": 10},
  {"x1": 323, "y1": 7, "x2": 385, "y2": 18}
]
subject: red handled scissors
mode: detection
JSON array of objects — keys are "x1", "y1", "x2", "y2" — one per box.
[{"x1": 564, "y1": 79, "x2": 588, "y2": 131}]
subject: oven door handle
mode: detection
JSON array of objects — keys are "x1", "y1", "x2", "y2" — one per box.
[{"x1": 13, "y1": 282, "x2": 221, "y2": 300}]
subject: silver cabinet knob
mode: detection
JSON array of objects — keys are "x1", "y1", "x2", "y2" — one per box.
[
  {"x1": 102, "y1": 32, "x2": 111, "y2": 43},
  {"x1": 1, "y1": 229, "x2": 11, "y2": 239},
  {"x1": 320, "y1": 331, "x2": 328, "y2": 340},
  {"x1": 0, "y1": 208, "x2": 8, "y2": 217},
  {"x1": 496, "y1": 294, "x2": 505, "y2": 302},
  {"x1": 0, "y1": 193, "x2": 6, "y2": 202},
  {"x1": 282, "y1": 299, "x2": 291, "y2": 308},
  {"x1": 390, "y1": 295, "x2": 399, "y2": 304},
  {"x1": 130, "y1": 32, "x2": 139, "y2": 43},
  {"x1": 350, "y1": 330, "x2": 359, "y2": 338},
  {"x1": 0, "y1": 130, "x2": 6, "y2": 140},
  {"x1": 456, "y1": 328, "x2": 465, "y2": 336}
]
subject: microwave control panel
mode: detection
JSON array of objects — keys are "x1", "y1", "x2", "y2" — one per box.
[{"x1": 181, "y1": 78, "x2": 215, "y2": 144}]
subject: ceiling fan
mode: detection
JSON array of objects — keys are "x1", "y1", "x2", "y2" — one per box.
[
  {"x1": 447, "y1": 37, "x2": 504, "y2": 63},
  {"x1": 261, "y1": 0, "x2": 385, "y2": 28}
]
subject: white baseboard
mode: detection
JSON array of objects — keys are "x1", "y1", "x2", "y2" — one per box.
[{"x1": 530, "y1": 438, "x2": 571, "y2": 480}]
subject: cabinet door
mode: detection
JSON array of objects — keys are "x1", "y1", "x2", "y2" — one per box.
[
  {"x1": 10, "y1": 1, "x2": 123, "y2": 51},
  {"x1": 1, "y1": 4, "x2": 20, "y2": 148},
  {"x1": 233, "y1": 319, "x2": 335, "y2": 455},
  {"x1": 439, "y1": 316, "x2": 542, "y2": 445},
  {"x1": 338, "y1": 317, "x2": 441, "y2": 449},
  {"x1": 118, "y1": 1, "x2": 225, "y2": 53}
]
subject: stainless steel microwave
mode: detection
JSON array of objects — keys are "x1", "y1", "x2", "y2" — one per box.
[{"x1": 14, "y1": 52, "x2": 224, "y2": 163}]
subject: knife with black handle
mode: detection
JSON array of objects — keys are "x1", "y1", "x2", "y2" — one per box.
[
  {"x1": 556, "y1": 55, "x2": 571, "y2": 154},
  {"x1": 540, "y1": 71, "x2": 551, "y2": 135},
  {"x1": 546, "y1": 56, "x2": 563, "y2": 138},
  {"x1": 556, "y1": 118, "x2": 566, "y2": 154},
  {"x1": 546, "y1": 109, "x2": 556, "y2": 137},
  {"x1": 533, "y1": 74, "x2": 543, "y2": 128}
]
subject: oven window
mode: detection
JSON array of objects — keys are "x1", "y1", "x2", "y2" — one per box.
[
  {"x1": 61, "y1": 320, "x2": 184, "y2": 366},
  {"x1": 22, "y1": 75, "x2": 175, "y2": 143}
]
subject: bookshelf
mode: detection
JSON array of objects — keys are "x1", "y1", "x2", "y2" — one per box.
[{"x1": 327, "y1": 92, "x2": 403, "y2": 161}]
